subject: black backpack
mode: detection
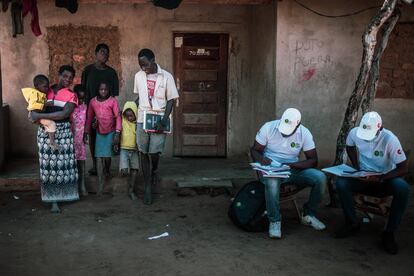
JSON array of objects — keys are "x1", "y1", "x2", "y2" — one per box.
[{"x1": 228, "y1": 181, "x2": 269, "y2": 232}]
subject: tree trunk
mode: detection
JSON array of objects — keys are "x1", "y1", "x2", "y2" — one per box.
[
  {"x1": 361, "y1": 8, "x2": 400, "y2": 113},
  {"x1": 326, "y1": 0, "x2": 398, "y2": 206},
  {"x1": 333, "y1": 0, "x2": 397, "y2": 166}
]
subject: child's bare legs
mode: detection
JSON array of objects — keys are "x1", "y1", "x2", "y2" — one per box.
[
  {"x1": 77, "y1": 160, "x2": 87, "y2": 196},
  {"x1": 119, "y1": 167, "x2": 138, "y2": 200},
  {"x1": 119, "y1": 168, "x2": 129, "y2": 177},
  {"x1": 128, "y1": 169, "x2": 138, "y2": 200},
  {"x1": 139, "y1": 152, "x2": 152, "y2": 205},
  {"x1": 96, "y1": 157, "x2": 105, "y2": 196},
  {"x1": 50, "y1": 201, "x2": 60, "y2": 213},
  {"x1": 150, "y1": 153, "x2": 160, "y2": 186},
  {"x1": 104, "y1": 158, "x2": 112, "y2": 177},
  {"x1": 89, "y1": 129, "x2": 97, "y2": 175}
]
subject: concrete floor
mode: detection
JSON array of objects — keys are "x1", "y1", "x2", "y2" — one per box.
[
  {"x1": 0, "y1": 157, "x2": 256, "y2": 192},
  {"x1": 0, "y1": 158, "x2": 413, "y2": 275}
]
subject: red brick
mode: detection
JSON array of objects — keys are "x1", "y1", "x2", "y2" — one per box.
[
  {"x1": 398, "y1": 26, "x2": 413, "y2": 37},
  {"x1": 392, "y1": 69, "x2": 407, "y2": 79},
  {"x1": 376, "y1": 82, "x2": 392, "y2": 98},
  {"x1": 391, "y1": 88, "x2": 407, "y2": 98},
  {"x1": 379, "y1": 77, "x2": 392, "y2": 85},
  {"x1": 380, "y1": 68, "x2": 393, "y2": 79},
  {"x1": 402, "y1": 63, "x2": 414, "y2": 70},
  {"x1": 382, "y1": 59, "x2": 396, "y2": 69},
  {"x1": 407, "y1": 70, "x2": 414, "y2": 81},
  {"x1": 383, "y1": 52, "x2": 398, "y2": 60},
  {"x1": 391, "y1": 79, "x2": 405, "y2": 87},
  {"x1": 405, "y1": 54, "x2": 414, "y2": 62},
  {"x1": 378, "y1": 23, "x2": 413, "y2": 99},
  {"x1": 405, "y1": 82, "x2": 414, "y2": 97}
]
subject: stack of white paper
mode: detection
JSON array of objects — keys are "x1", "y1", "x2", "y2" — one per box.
[
  {"x1": 250, "y1": 163, "x2": 291, "y2": 178},
  {"x1": 322, "y1": 164, "x2": 382, "y2": 178}
]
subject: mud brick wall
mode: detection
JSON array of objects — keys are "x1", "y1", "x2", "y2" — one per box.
[
  {"x1": 46, "y1": 25, "x2": 122, "y2": 87},
  {"x1": 377, "y1": 23, "x2": 414, "y2": 99}
]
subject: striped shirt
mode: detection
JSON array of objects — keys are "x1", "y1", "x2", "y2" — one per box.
[{"x1": 46, "y1": 86, "x2": 78, "y2": 122}]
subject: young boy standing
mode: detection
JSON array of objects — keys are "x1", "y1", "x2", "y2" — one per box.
[
  {"x1": 119, "y1": 101, "x2": 139, "y2": 200},
  {"x1": 22, "y1": 75, "x2": 59, "y2": 151}
]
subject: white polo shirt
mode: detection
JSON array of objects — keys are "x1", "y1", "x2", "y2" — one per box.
[
  {"x1": 346, "y1": 127, "x2": 406, "y2": 173},
  {"x1": 133, "y1": 64, "x2": 179, "y2": 123},
  {"x1": 255, "y1": 120, "x2": 315, "y2": 164}
]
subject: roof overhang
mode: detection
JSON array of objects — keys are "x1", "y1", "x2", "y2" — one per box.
[{"x1": 79, "y1": 0, "x2": 273, "y2": 5}]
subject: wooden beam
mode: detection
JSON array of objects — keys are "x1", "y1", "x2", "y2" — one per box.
[
  {"x1": 79, "y1": 0, "x2": 272, "y2": 5},
  {"x1": 185, "y1": 0, "x2": 272, "y2": 3}
]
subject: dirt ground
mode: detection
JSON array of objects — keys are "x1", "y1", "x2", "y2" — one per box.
[{"x1": 0, "y1": 186, "x2": 413, "y2": 276}]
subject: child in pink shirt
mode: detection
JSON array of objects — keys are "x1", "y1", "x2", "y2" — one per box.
[
  {"x1": 84, "y1": 82, "x2": 121, "y2": 196},
  {"x1": 71, "y1": 84, "x2": 88, "y2": 197}
]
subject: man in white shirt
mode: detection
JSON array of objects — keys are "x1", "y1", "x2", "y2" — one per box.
[
  {"x1": 335, "y1": 111, "x2": 409, "y2": 255},
  {"x1": 133, "y1": 48, "x2": 179, "y2": 204},
  {"x1": 251, "y1": 108, "x2": 327, "y2": 239}
]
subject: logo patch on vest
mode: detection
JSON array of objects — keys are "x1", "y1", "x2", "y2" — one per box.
[
  {"x1": 290, "y1": 142, "x2": 300, "y2": 148},
  {"x1": 374, "y1": 150, "x2": 384, "y2": 157}
]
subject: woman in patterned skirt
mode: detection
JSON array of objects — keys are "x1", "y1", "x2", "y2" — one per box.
[{"x1": 29, "y1": 65, "x2": 79, "y2": 213}]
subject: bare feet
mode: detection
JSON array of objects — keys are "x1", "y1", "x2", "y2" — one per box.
[{"x1": 119, "y1": 169, "x2": 129, "y2": 177}]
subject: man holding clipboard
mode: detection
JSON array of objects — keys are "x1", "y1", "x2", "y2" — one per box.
[
  {"x1": 251, "y1": 108, "x2": 327, "y2": 239},
  {"x1": 133, "y1": 48, "x2": 179, "y2": 204},
  {"x1": 335, "y1": 112, "x2": 410, "y2": 255}
]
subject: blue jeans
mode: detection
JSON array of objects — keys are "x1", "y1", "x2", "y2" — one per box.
[
  {"x1": 335, "y1": 177, "x2": 410, "y2": 232},
  {"x1": 260, "y1": 168, "x2": 327, "y2": 222}
]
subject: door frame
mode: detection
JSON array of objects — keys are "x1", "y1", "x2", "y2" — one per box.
[{"x1": 172, "y1": 32, "x2": 230, "y2": 157}]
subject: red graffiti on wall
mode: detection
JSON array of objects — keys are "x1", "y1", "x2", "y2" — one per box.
[{"x1": 300, "y1": 67, "x2": 316, "y2": 83}]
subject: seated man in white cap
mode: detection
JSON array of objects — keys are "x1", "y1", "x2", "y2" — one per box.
[
  {"x1": 335, "y1": 111, "x2": 409, "y2": 255},
  {"x1": 251, "y1": 108, "x2": 327, "y2": 239}
]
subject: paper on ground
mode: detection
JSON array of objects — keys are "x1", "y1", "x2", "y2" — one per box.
[{"x1": 148, "y1": 232, "x2": 169, "y2": 240}]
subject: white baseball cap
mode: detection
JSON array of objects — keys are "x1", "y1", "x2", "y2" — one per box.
[
  {"x1": 356, "y1": 111, "x2": 382, "y2": 141},
  {"x1": 278, "y1": 108, "x2": 301, "y2": 135}
]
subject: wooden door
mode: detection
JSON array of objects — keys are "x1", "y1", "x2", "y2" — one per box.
[{"x1": 173, "y1": 33, "x2": 228, "y2": 156}]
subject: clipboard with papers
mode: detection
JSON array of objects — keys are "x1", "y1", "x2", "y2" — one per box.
[
  {"x1": 143, "y1": 111, "x2": 172, "y2": 134},
  {"x1": 250, "y1": 163, "x2": 291, "y2": 178},
  {"x1": 322, "y1": 164, "x2": 382, "y2": 178}
]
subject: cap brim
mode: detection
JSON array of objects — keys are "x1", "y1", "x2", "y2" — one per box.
[
  {"x1": 356, "y1": 127, "x2": 377, "y2": 141},
  {"x1": 278, "y1": 122, "x2": 295, "y2": 135}
]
